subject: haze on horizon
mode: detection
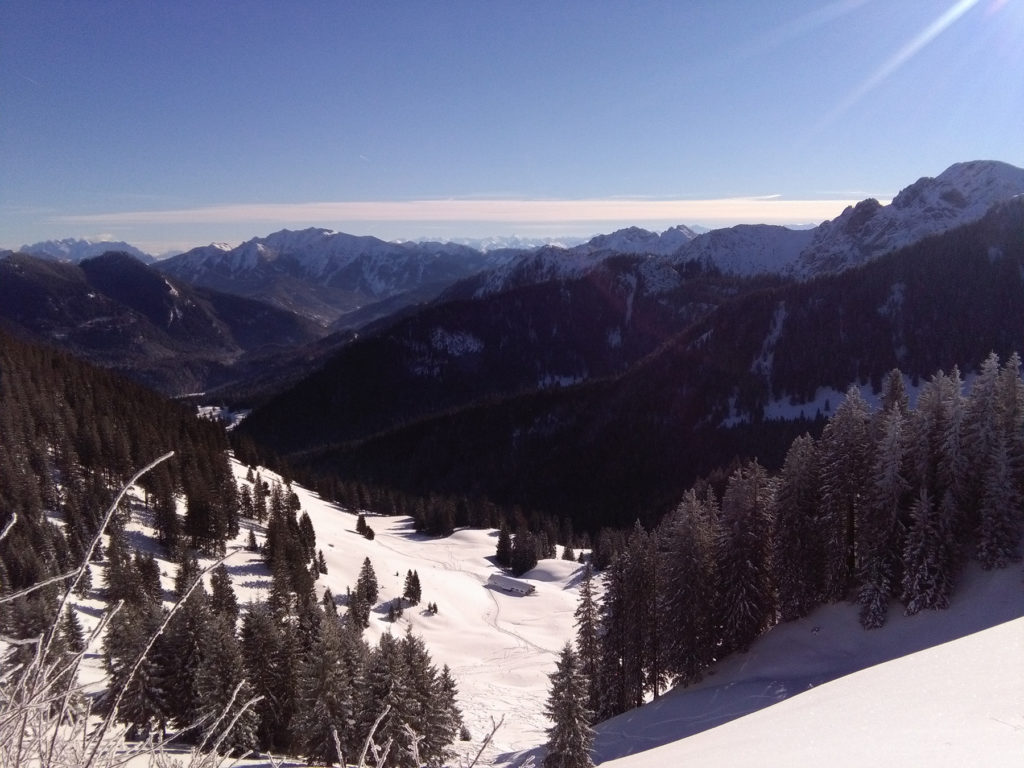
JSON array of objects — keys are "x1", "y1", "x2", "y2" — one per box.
[{"x1": 2, "y1": 1, "x2": 1022, "y2": 254}]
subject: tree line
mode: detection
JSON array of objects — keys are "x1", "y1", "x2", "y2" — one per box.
[
  {"x1": 578, "y1": 353, "x2": 1024, "y2": 722},
  {"x1": 0, "y1": 330, "x2": 465, "y2": 766}
]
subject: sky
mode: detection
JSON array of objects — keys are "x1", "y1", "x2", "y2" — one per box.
[{"x1": 2, "y1": 0, "x2": 1022, "y2": 255}]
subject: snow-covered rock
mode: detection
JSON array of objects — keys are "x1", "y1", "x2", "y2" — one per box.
[
  {"x1": 580, "y1": 224, "x2": 698, "y2": 257},
  {"x1": 794, "y1": 160, "x2": 1024, "y2": 276}
]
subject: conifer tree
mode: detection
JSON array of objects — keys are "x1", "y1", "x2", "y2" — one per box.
[
  {"x1": 573, "y1": 564, "x2": 601, "y2": 713},
  {"x1": 817, "y1": 386, "x2": 872, "y2": 600},
  {"x1": 963, "y1": 352, "x2": 1003, "y2": 522},
  {"x1": 977, "y1": 434, "x2": 1022, "y2": 569},
  {"x1": 403, "y1": 569, "x2": 422, "y2": 605},
  {"x1": 102, "y1": 600, "x2": 170, "y2": 740},
  {"x1": 323, "y1": 587, "x2": 338, "y2": 615},
  {"x1": 773, "y1": 434, "x2": 825, "y2": 621},
  {"x1": 495, "y1": 522, "x2": 513, "y2": 567},
  {"x1": 210, "y1": 562, "x2": 240, "y2": 623},
  {"x1": 879, "y1": 368, "x2": 910, "y2": 415},
  {"x1": 241, "y1": 602, "x2": 299, "y2": 752},
  {"x1": 193, "y1": 613, "x2": 259, "y2": 753},
  {"x1": 433, "y1": 665, "x2": 465, "y2": 764},
  {"x1": 658, "y1": 489, "x2": 718, "y2": 684},
  {"x1": 60, "y1": 605, "x2": 86, "y2": 655},
  {"x1": 347, "y1": 588, "x2": 370, "y2": 631},
  {"x1": 902, "y1": 487, "x2": 956, "y2": 614},
  {"x1": 595, "y1": 553, "x2": 635, "y2": 719},
  {"x1": 400, "y1": 628, "x2": 444, "y2": 765},
  {"x1": 294, "y1": 613, "x2": 361, "y2": 764},
  {"x1": 715, "y1": 461, "x2": 777, "y2": 653},
  {"x1": 134, "y1": 551, "x2": 162, "y2": 607},
  {"x1": 543, "y1": 643, "x2": 595, "y2": 768},
  {"x1": 162, "y1": 564, "x2": 211, "y2": 734},
  {"x1": 511, "y1": 530, "x2": 538, "y2": 576},
  {"x1": 361, "y1": 632, "x2": 415, "y2": 767},
  {"x1": 356, "y1": 557, "x2": 379, "y2": 606},
  {"x1": 857, "y1": 408, "x2": 910, "y2": 629}
]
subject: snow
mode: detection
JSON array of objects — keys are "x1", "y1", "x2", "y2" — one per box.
[
  {"x1": 795, "y1": 160, "x2": 1024, "y2": 277},
  {"x1": 581, "y1": 225, "x2": 697, "y2": 257},
  {"x1": 44, "y1": 451, "x2": 1024, "y2": 768},
  {"x1": 674, "y1": 224, "x2": 812, "y2": 276},
  {"x1": 596, "y1": 564, "x2": 1024, "y2": 767}
]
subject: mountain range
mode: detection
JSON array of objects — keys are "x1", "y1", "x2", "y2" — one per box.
[
  {"x1": 156, "y1": 229, "x2": 510, "y2": 327},
  {"x1": 4, "y1": 159, "x2": 1024, "y2": 526},
  {"x1": 19, "y1": 236, "x2": 156, "y2": 264},
  {"x1": 236, "y1": 169, "x2": 1024, "y2": 529},
  {"x1": 0, "y1": 251, "x2": 323, "y2": 394}
]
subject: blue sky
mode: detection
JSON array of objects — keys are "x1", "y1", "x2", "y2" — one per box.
[{"x1": 2, "y1": 1, "x2": 1022, "y2": 254}]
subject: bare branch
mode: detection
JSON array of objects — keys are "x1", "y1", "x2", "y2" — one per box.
[
  {"x1": 466, "y1": 714, "x2": 505, "y2": 768},
  {"x1": 357, "y1": 704, "x2": 391, "y2": 767},
  {"x1": 0, "y1": 512, "x2": 16, "y2": 543}
]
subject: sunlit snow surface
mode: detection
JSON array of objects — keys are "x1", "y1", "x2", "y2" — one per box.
[{"x1": 65, "y1": 457, "x2": 1024, "y2": 767}]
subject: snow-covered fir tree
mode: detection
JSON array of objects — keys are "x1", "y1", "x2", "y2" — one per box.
[
  {"x1": 294, "y1": 612, "x2": 362, "y2": 764},
  {"x1": 543, "y1": 642, "x2": 595, "y2": 768},
  {"x1": 658, "y1": 489, "x2": 718, "y2": 684},
  {"x1": 817, "y1": 385, "x2": 873, "y2": 601},
  {"x1": 715, "y1": 461, "x2": 777, "y2": 653},
  {"x1": 857, "y1": 407, "x2": 910, "y2": 628},
  {"x1": 773, "y1": 434, "x2": 826, "y2": 621},
  {"x1": 573, "y1": 564, "x2": 601, "y2": 712}
]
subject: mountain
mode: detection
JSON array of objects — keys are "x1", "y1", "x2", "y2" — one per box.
[
  {"x1": 439, "y1": 226, "x2": 699, "y2": 302},
  {"x1": 234, "y1": 251, "x2": 780, "y2": 456},
  {"x1": 439, "y1": 234, "x2": 588, "y2": 251},
  {"x1": 157, "y1": 227, "x2": 515, "y2": 326},
  {"x1": 582, "y1": 224, "x2": 698, "y2": 256},
  {"x1": 675, "y1": 223, "x2": 813, "y2": 275},
  {"x1": 458, "y1": 161, "x2": 1024, "y2": 296},
  {"x1": 0, "y1": 250, "x2": 324, "y2": 395},
  {"x1": 237, "y1": 195, "x2": 1024, "y2": 529},
  {"x1": 20, "y1": 236, "x2": 155, "y2": 264},
  {"x1": 792, "y1": 159, "x2": 1024, "y2": 276}
]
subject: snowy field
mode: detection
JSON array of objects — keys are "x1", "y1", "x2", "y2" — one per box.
[
  {"x1": 66, "y1": 456, "x2": 1024, "y2": 767},
  {"x1": 72, "y1": 457, "x2": 583, "y2": 766},
  {"x1": 595, "y1": 562, "x2": 1024, "y2": 767}
]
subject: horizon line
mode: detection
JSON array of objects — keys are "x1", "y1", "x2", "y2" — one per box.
[{"x1": 59, "y1": 196, "x2": 874, "y2": 228}]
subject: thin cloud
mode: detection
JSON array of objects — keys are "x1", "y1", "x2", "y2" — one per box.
[{"x1": 61, "y1": 197, "x2": 866, "y2": 228}]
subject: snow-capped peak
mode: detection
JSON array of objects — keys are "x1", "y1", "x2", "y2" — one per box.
[
  {"x1": 20, "y1": 237, "x2": 154, "y2": 264},
  {"x1": 794, "y1": 160, "x2": 1024, "y2": 277},
  {"x1": 582, "y1": 225, "x2": 698, "y2": 256}
]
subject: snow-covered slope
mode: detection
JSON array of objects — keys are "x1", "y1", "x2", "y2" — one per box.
[
  {"x1": 20, "y1": 237, "x2": 154, "y2": 264},
  {"x1": 674, "y1": 223, "x2": 813, "y2": 275},
  {"x1": 594, "y1": 564, "x2": 1024, "y2": 767},
  {"x1": 601, "y1": 613, "x2": 1023, "y2": 767},
  {"x1": 69, "y1": 457, "x2": 586, "y2": 767},
  {"x1": 794, "y1": 160, "x2": 1024, "y2": 276},
  {"x1": 65, "y1": 455, "x2": 1024, "y2": 768}
]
